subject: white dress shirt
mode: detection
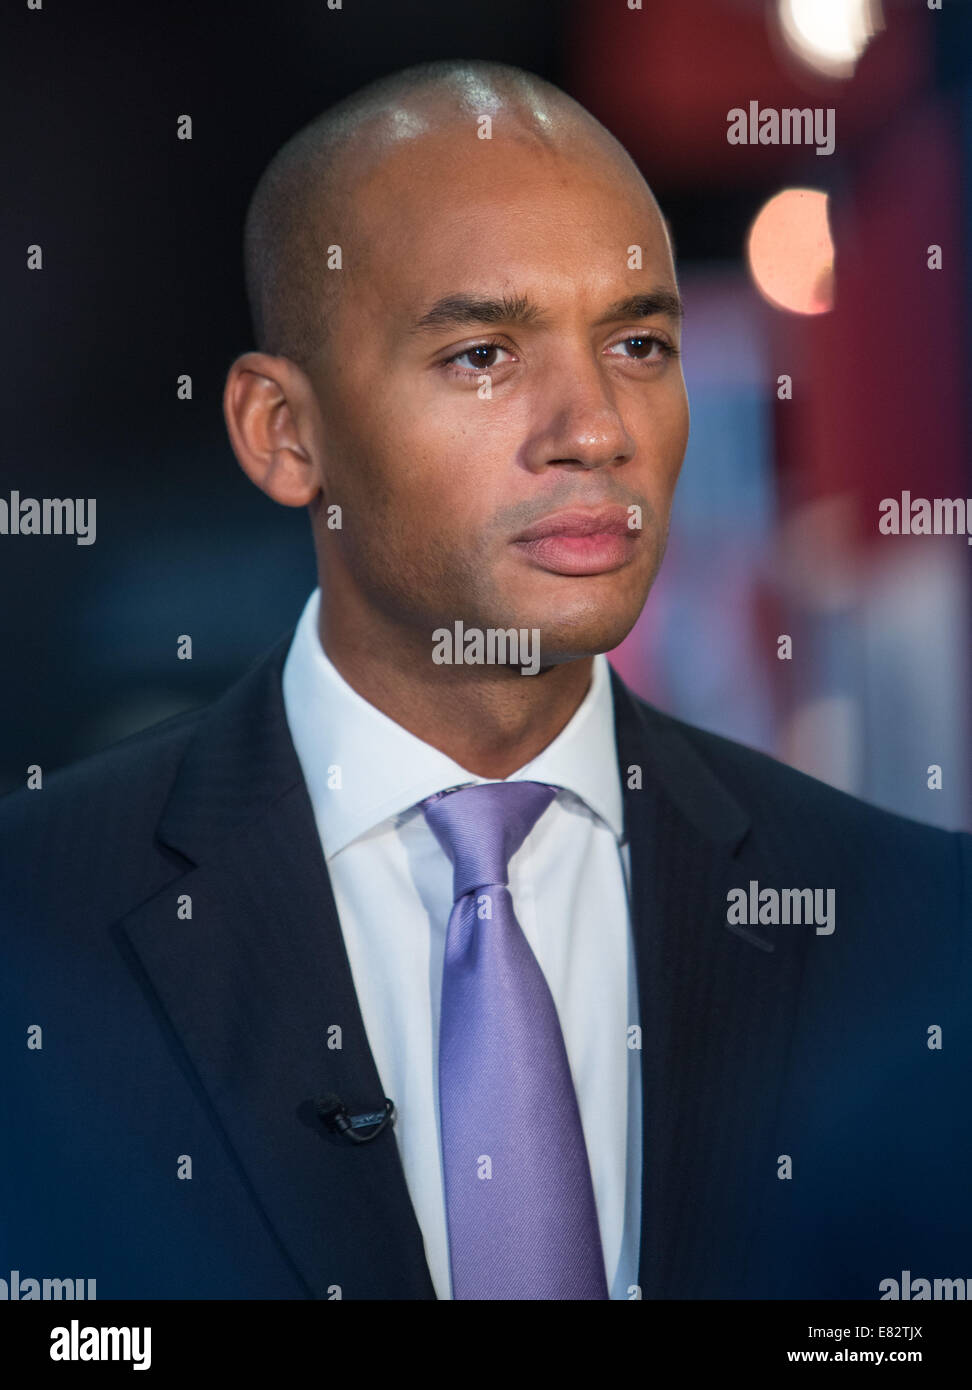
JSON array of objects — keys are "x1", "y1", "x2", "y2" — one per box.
[{"x1": 282, "y1": 588, "x2": 642, "y2": 1298}]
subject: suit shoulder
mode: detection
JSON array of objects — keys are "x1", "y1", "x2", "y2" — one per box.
[
  {"x1": 635, "y1": 693, "x2": 969, "y2": 859},
  {"x1": 0, "y1": 702, "x2": 204, "y2": 850}
]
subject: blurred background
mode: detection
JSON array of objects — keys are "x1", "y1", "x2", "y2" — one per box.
[{"x1": 1, "y1": 0, "x2": 970, "y2": 828}]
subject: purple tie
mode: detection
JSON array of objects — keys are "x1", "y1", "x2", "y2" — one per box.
[{"x1": 422, "y1": 780, "x2": 609, "y2": 1300}]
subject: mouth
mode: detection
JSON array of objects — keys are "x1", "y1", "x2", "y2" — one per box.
[{"x1": 512, "y1": 505, "x2": 639, "y2": 576}]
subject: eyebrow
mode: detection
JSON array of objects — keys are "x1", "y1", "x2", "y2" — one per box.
[
  {"x1": 410, "y1": 287, "x2": 684, "y2": 334},
  {"x1": 596, "y1": 291, "x2": 685, "y2": 326}
]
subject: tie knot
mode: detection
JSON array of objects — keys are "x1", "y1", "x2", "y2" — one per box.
[{"x1": 421, "y1": 781, "x2": 557, "y2": 901}]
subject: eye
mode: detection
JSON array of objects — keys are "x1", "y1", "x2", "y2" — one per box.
[
  {"x1": 442, "y1": 341, "x2": 515, "y2": 374},
  {"x1": 605, "y1": 333, "x2": 678, "y2": 363}
]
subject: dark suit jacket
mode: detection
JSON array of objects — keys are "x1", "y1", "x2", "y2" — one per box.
[{"x1": 2, "y1": 634, "x2": 970, "y2": 1299}]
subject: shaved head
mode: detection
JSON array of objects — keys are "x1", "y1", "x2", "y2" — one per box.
[{"x1": 243, "y1": 59, "x2": 665, "y2": 368}]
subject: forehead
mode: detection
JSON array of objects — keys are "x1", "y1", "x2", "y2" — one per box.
[{"x1": 341, "y1": 124, "x2": 673, "y2": 321}]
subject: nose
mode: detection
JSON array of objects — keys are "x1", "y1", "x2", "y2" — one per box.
[{"x1": 521, "y1": 351, "x2": 636, "y2": 472}]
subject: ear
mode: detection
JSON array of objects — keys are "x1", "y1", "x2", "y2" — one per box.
[{"x1": 222, "y1": 352, "x2": 322, "y2": 507}]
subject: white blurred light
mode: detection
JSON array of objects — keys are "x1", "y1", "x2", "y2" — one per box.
[{"x1": 778, "y1": 0, "x2": 884, "y2": 79}]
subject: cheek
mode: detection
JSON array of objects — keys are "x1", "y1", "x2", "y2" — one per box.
[
  {"x1": 647, "y1": 381, "x2": 690, "y2": 486},
  {"x1": 387, "y1": 410, "x2": 510, "y2": 529},
  {"x1": 659, "y1": 370, "x2": 690, "y2": 440},
  {"x1": 339, "y1": 373, "x2": 460, "y2": 482},
  {"x1": 628, "y1": 388, "x2": 686, "y2": 474},
  {"x1": 331, "y1": 414, "x2": 485, "y2": 572}
]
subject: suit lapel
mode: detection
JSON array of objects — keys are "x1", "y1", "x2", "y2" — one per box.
[
  {"x1": 120, "y1": 636, "x2": 435, "y2": 1299},
  {"x1": 610, "y1": 668, "x2": 807, "y2": 1298}
]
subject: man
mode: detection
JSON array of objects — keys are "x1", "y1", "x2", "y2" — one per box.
[{"x1": 2, "y1": 60, "x2": 970, "y2": 1301}]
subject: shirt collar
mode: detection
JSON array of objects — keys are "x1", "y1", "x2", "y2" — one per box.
[{"x1": 282, "y1": 589, "x2": 624, "y2": 859}]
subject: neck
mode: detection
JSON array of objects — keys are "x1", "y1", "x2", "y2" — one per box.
[{"x1": 317, "y1": 600, "x2": 594, "y2": 780}]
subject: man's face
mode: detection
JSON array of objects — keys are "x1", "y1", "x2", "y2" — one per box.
[{"x1": 306, "y1": 119, "x2": 690, "y2": 664}]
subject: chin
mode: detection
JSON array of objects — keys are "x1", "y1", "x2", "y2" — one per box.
[
  {"x1": 523, "y1": 603, "x2": 646, "y2": 667},
  {"x1": 532, "y1": 629, "x2": 635, "y2": 668},
  {"x1": 513, "y1": 572, "x2": 652, "y2": 661}
]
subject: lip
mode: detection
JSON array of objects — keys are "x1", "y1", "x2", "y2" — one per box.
[
  {"x1": 513, "y1": 506, "x2": 639, "y2": 576},
  {"x1": 514, "y1": 506, "x2": 634, "y2": 542}
]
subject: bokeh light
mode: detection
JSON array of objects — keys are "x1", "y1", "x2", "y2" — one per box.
[
  {"x1": 777, "y1": 0, "x2": 884, "y2": 80},
  {"x1": 746, "y1": 188, "x2": 835, "y2": 315}
]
